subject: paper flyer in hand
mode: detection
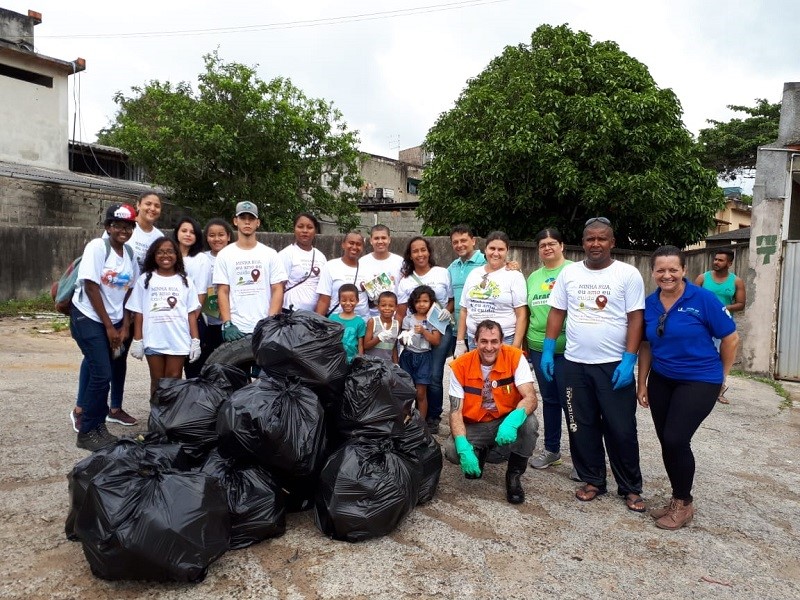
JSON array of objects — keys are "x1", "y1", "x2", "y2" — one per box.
[
  {"x1": 363, "y1": 272, "x2": 393, "y2": 300},
  {"x1": 426, "y1": 304, "x2": 449, "y2": 334}
]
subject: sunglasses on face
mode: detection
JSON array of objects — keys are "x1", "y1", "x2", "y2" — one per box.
[
  {"x1": 657, "y1": 312, "x2": 668, "y2": 337},
  {"x1": 584, "y1": 217, "x2": 611, "y2": 227}
]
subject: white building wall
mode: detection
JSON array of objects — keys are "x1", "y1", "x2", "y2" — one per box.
[{"x1": 0, "y1": 54, "x2": 69, "y2": 169}]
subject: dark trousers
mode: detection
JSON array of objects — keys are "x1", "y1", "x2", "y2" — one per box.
[
  {"x1": 529, "y1": 350, "x2": 570, "y2": 453},
  {"x1": 647, "y1": 370, "x2": 719, "y2": 502},
  {"x1": 565, "y1": 359, "x2": 642, "y2": 495},
  {"x1": 70, "y1": 306, "x2": 125, "y2": 433},
  {"x1": 184, "y1": 319, "x2": 224, "y2": 379},
  {"x1": 427, "y1": 324, "x2": 453, "y2": 421}
]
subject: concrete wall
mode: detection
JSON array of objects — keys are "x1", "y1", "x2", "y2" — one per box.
[
  {"x1": 0, "y1": 174, "x2": 183, "y2": 228},
  {"x1": 2, "y1": 223, "x2": 749, "y2": 310},
  {"x1": 0, "y1": 52, "x2": 69, "y2": 170},
  {"x1": 739, "y1": 82, "x2": 800, "y2": 376}
]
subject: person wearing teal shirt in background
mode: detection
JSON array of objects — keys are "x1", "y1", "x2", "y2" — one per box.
[
  {"x1": 526, "y1": 227, "x2": 573, "y2": 471},
  {"x1": 447, "y1": 225, "x2": 486, "y2": 349}
]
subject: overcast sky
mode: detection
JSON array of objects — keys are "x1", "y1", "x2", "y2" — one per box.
[{"x1": 7, "y1": 0, "x2": 799, "y2": 180}]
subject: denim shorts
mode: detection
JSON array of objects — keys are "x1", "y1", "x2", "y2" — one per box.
[{"x1": 399, "y1": 350, "x2": 432, "y2": 385}]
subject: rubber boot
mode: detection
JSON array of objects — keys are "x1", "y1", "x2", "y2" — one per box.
[
  {"x1": 465, "y1": 447, "x2": 488, "y2": 480},
  {"x1": 505, "y1": 453, "x2": 528, "y2": 504}
]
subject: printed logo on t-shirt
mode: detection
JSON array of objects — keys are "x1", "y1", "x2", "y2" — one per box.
[{"x1": 101, "y1": 269, "x2": 132, "y2": 290}]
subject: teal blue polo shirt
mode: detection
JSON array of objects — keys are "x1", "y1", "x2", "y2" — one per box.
[{"x1": 448, "y1": 250, "x2": 486, "y2": 328}]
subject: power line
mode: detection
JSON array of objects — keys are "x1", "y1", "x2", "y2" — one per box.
[{"x1": 37, "y1": 0, "x2": 510, "y2": 39}]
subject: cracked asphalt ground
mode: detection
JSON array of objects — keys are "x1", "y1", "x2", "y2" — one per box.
[{"x1": 1, "y1": 316, "x2": 798, "y2": 599}]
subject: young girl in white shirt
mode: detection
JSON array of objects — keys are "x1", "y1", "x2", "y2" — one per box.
[{"x1": 128, "y1": 237, "x2": 201, "y2": 395}]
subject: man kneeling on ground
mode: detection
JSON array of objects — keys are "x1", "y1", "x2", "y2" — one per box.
[{"x1": 444, "y1": 319, "x2": 539, "y2": 503}]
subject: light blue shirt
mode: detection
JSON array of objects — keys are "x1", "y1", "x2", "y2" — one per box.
[{"x1": 448, "y1": 250, "x2": 486, "y2": 328}]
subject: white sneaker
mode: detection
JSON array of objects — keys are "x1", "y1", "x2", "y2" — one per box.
[{"x1": 529, "y1": 450, "x2": 562, "y2": 469}]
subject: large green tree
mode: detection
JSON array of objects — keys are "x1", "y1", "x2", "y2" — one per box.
[
  {"x1": 418, "y1": 24, "x2": 720, "y2": 249},
  {"x1": 698, "y1": 98, "x2": 781, "y2": 182},
  {"x1": 98, "y1": 52, "x2": 363, "y2": 230}
]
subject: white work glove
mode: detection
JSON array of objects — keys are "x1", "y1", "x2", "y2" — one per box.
[
  {"x1": 188, "y1": 338, "x2": 201, "y2": 363},
  {"x1": 129, "y1": 339, "x2": 144, "y2": 360},
  {"x1": 437, "y1": 308, "x2": 452, "y2": 322},
  {"x1": 398, "y1": 330, "x2": 414, "y2": 345},
  {"x1": 454, "y1": 340, "x2": 467, "y2": 358},
  {"x1": 377, "y1": 329, "x2": 394, "y2": 343}
]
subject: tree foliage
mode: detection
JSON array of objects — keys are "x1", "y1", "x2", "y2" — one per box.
[
  {"x1": 98, "y1": 52, "x2": 363, "y2": 230},
  {"x1": 418, "y1": 24, "x2": 720, "y2": 249},
  {"x1": 697, "y1": 98, "x2": 781, "y2": 182}
]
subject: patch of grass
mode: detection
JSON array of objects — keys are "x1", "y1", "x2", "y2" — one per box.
[
  {"x1": 0, "y1": 293, "x2": 54, "y2": 317},
  {"x1": 50, "y1": 319, "x2": 69, "y2": 333},
  {"x1": 730, "y1": 369, "x2": 793, "y2": 409}
]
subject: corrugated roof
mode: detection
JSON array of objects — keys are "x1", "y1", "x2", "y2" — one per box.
[
  {"x1": 0, "y1": 160, "x2": 164, "y2": 194},
  {"x1": 706, "y1": 227, "x2": 750, "y2": 241}
]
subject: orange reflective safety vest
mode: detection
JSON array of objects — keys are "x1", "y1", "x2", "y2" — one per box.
[{"x1": 450, "y1": 345, "x2": 524, "y2": 423}]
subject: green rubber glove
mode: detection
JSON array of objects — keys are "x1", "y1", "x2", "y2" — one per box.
[
  {"x1": 495, "y1": 408, "x2": 528, "y2": 446},
  {"x1": 454, "y1": 435, "x2": 481, "y2": 477},
  {"x1": 222, "y1": 320, "x2": 245, "y2": 342}
]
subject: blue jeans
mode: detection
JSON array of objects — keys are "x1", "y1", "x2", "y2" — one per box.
[
  {"x1": 70, "y1": 306, "x2": 126, "y2": 433},
  {"x1": 529, "y1": 350, "x2": 568, "y2": 454},
  {"x1": 76, "y1": 322, "x2": 129, "y2": 411},
  {"x1": 427, "y1": 325, "x2": 453, "y2": 421}
]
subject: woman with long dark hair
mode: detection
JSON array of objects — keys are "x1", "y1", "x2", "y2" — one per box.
[{"x1": 396, "y1": 236, "x2": 453, "y2": 433}]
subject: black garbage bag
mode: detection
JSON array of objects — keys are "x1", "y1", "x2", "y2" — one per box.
[
  {"x1": 200, "y1": 362, "x2": 250, "y2": 393},
  {"x1": 251, "y1": 309, "x2": 349, "y2": 401},
  {"x1": 216, "y1": 376, "x2": 327, "y2": 480},
  {"x1": 74, "y1": 462, "x2": 230, "y2": 582},
  {"x1": 200, "y1": 449, "x2": 286, "y2": 549},
  {"x1": 314, "y1": 438, "x2": 420, "y2": 542},
  {"x1": 65, "y1": 434, "x2": 192, "y2": 541},
  {"x1": 149, "y1": 377, "x2": 229, "y2": 461},
  {"x1": 337, "y1": 356, "x2": 416, "y2": 440},
  {"x1": 392, "y1": 410, "x2": 443, "y2": 505}
]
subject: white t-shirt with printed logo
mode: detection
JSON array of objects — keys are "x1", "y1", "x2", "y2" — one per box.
[
  {"x1": 358, "y1": 252, "x2": 404, "y2": 317},
  {"x1": 397, "y1": 266, "x2": 453, "y2": 308},
  {"x1": 212, "y1": 242, "x2": 288, "y2": 334},
  {"x1": 127, "y1": 273, "x2": 201, "y2": 355},
  {"x1": 73, "y1": 238, "x2": 139, "y2": 323},
  {"x1": 548, "y1": 260, "x2": 645, "y2": 364},
  {"x1": 459, "y1": 267, "x2": 527, "y2": 342},
  {"x1": 183, "y1": 252, "x2": 212, "y2": 305},
  {"x1": 279, "y1": 244, "x2": 327, "y2": 312},
  {"x1": 316, "y1": 258, "x2": 370, "y2": 319}
]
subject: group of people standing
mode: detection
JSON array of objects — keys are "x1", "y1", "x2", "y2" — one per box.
[
  {"x1": 451, "y1": 217, "x2": 740, "y2": 530},
  {"x1": 67, "y1": 200, "x2": 742, "y2": 532}
]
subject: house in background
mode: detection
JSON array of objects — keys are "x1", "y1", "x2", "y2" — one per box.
[
  {"x1": 0, "y1": 7, "x2": 84, "y2": 170},
  {"x1": 319, "y1": 145, "x2": 427, "y2": 235}
]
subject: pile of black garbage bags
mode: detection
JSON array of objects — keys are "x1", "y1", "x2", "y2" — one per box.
[{"x1": 66, "y1": 309, "x2": 443, "y2": 582}]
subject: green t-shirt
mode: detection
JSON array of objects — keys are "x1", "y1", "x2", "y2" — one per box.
[
  {"x1": 526, "y1": 261, "x2": 571, "y2": 353},
  {"x1": 329, "y1": 313, "x2": 367, "y2": 363}
]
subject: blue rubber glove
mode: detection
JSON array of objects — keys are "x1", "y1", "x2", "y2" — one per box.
[
  {"x1": 454, "y1": 435, "x2": 481, "y2": 477},
  {"x1": 611, "y1": 351, "x2": 638, "y2": 390},
  {"x1": 222, "y1": 320, "x2": 245, "y2": 342},
  {"x1": 495, "y1": 408, "x2": 528, "y2": 445},
  {"x1": 540, "y1": 338, "x2": 557, "y2": 382}
]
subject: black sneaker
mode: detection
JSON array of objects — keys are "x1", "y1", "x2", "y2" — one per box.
[
  {"x1": 426, "y1": 417, "x2": 441, "y2": 435},
  {"x1": 96, "y1": 423, "x2": 119, "y2": 445},
  {"x1": 76, "y1": 426, "x2": 117, "y2": 452}
]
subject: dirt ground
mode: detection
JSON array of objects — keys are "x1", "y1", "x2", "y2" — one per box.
[{"x1": 0, "y1": 315, "x2": 799, "y2": 600}]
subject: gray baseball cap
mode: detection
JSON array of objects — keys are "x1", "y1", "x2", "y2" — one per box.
[{"x1": 235, "y1": 201, "x2": 259, "y2": 218}]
